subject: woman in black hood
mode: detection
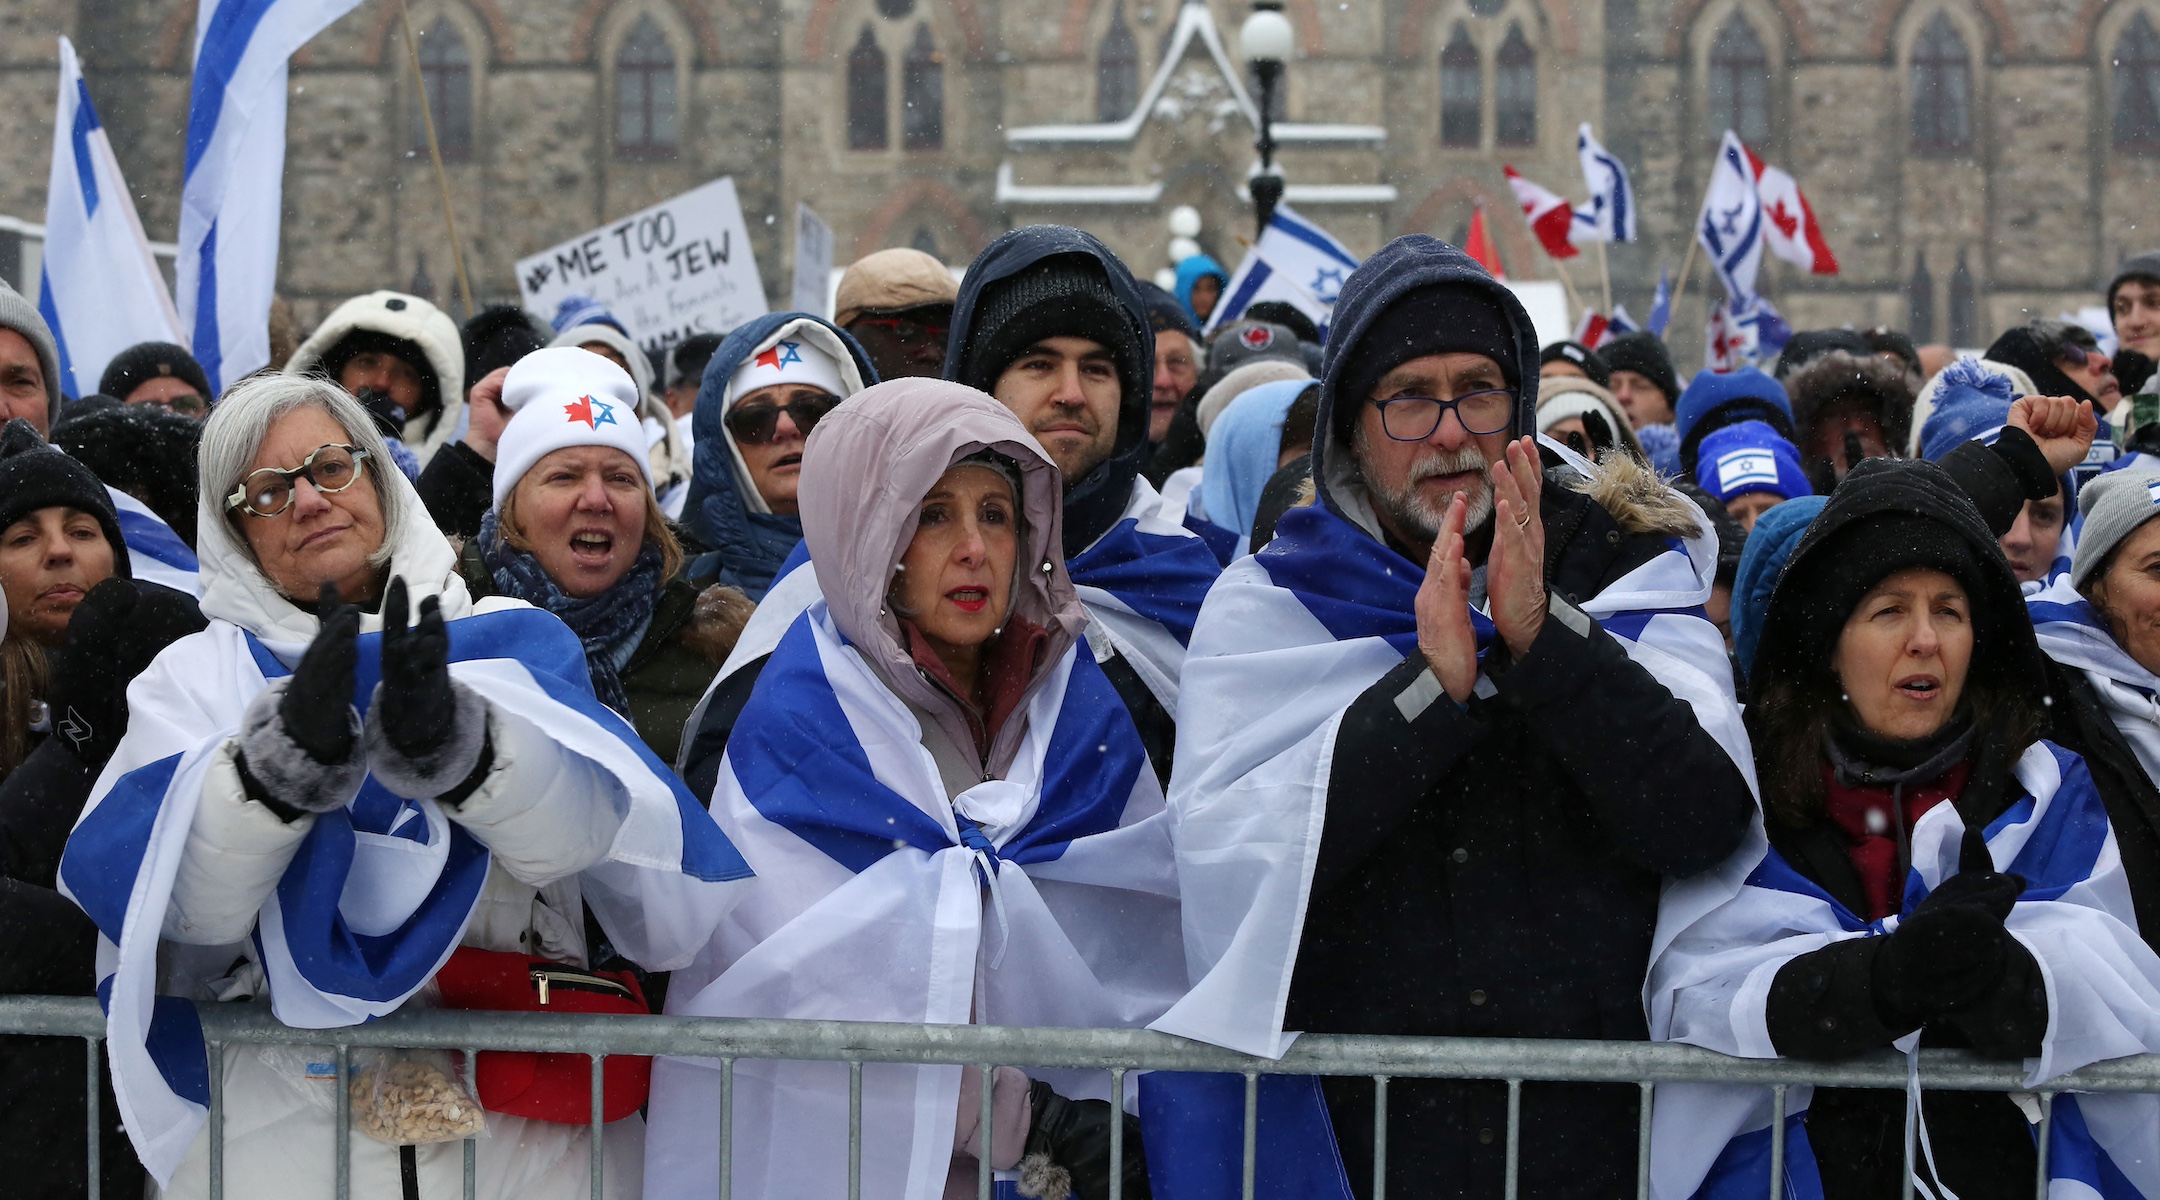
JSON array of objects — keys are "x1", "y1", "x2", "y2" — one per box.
[{"x1": 1741, "y1": 457, "x2": 2081, "y2": 1199}]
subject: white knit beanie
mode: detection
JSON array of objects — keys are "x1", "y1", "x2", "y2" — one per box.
[{"x1": 493, "y1": 346, "x2": 653, "y2": 511}]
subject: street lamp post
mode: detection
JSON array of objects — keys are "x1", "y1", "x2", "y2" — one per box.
[{"x1": 1241, "y1": 0, "x2": 1293, "y2": 241}]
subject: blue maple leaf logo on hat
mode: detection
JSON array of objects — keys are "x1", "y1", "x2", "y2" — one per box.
[{"x1": 563, "y1": 395, "x2": 619, "y2": 428}]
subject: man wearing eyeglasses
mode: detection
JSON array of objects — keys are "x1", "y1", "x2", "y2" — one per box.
[{"x1": 1151, "y1": 234, "x2": 1756, "y2": 1200}]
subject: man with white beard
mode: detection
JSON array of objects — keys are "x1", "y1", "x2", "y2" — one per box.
[{"x1": 1151, "y1": 236, "x2": 1756, "y2": 1200}]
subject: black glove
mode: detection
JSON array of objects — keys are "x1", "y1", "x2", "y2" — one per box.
[
  {"x1": 1023, "y1": 1079, "x2": 1151, "y2": 1200},
  {"x1": 376, "y1": 577, "x2": 454, "y2": 760},
  {"x1": 235, "y1": 583, "x2": 366, "y2": 818},
  {"x1": 351, "y1": 387, "x2": 407, "y2": 437},
  {"x1": 1874, "y1": 827, "x2": 2027, "y2": 1026},
  {"x1": 280, "y1": 583, "x2": 361, "y2": 764},
  {"x1": 46, "y1": 579, "x2": 207, "y2": 766},
  {"x1": 364, "y1": 578, "x2": 490, "y2": 800}
]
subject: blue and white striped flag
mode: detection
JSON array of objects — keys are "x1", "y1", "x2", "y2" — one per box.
[
  {"x1": 1207, "y1": 203, "x2": 1361, "y2": 337},
  {"x1": 1577, "y1": 123, "x2": 1637, "y2": 243},
  {"x1": 1698, "y1": 131, "x2": 1765, "y2": 306},
  {"x1": 38, "y1": 37, "x2": 185, "y2": 401},
  {"x1": 176, "y1": 0, "x2": 363, "y2": 394}
]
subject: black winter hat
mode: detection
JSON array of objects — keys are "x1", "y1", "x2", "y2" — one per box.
[
  {"x1": 2109, "y1": 251, "x2": 2160, "y2": 315},
  {"x1": 461, "y1": 305, "x2": 548, "y2": 384},
  {"x1": 51, "y1": 400, "x2": 204, "y2": 549},
  {"x1": 1245, "y1": 301, "x2": 1322, "y2": 346},
  {"x1": 668, "y1": 332, "x2": 726, "y2": 390},
  {"x1": 0, "y1": 419, "x2": 129, "y2": 576},
  {"x1": 1136, "y1": 281, "x2": 1199, "y2": 341},
  {"x1": 1334, "y1": 282, "x2": 1520, "y2": 413},
  {"x1": 957, "y1": 254, "x2": 1149, "y2": 407},
  {"x1": 1750, "y1": 457, "x2": 2034, "y2": 706},
  {"x1": 1540, "y1": 340, "x2": 1612, "y2": 387},
  {"x1": 97, "y1": 342, "x2": 213, "y2": 407},
  {"x1": 1599, "y1": 332, "x2": 1681, "y2": 404},
  {"x1": 1986, "y1": 324, "x2": 2100, "y2": 407}
]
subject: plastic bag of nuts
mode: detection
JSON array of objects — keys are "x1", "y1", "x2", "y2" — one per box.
[{"x1": 349, "y1": 1049, "x2": 487, "y2": 1145}]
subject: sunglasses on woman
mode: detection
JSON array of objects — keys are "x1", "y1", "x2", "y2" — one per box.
[
  {"x1": 227, "y1": 444, "x2": 372, "y2": 517},
  {"x1": 725, "y1": 395, "x2": 840, "y2": 445}
]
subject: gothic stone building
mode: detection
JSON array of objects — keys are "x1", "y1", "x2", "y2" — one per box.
[{"x1": 2, "y1": 0, "x2": 2157, "y2": 359}]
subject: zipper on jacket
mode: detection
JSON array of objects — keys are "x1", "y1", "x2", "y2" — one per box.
[{"x1": 529, "y1": 967, "x2": 633, "y2": 1006}]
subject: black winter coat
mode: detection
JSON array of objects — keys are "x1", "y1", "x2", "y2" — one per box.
[
  {"x1": 0, "y1": 737, "x2": 137, "y2": 1198},
  {"x1": 1289, "y1": 472, "x2": 1757, "y2": 1200}
]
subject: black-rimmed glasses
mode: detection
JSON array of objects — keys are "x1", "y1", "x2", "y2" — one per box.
[
  {"x1": 1370, "y1": 389, "x2": 1516, "y2": 441},
  {"x1": 227, "y1": 444, "x2": 372, "y2": 517}
]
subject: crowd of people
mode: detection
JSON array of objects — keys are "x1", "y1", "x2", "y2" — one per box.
[{"x1": 4, "y1": 223, "x2": 2160, "y2": 1200}]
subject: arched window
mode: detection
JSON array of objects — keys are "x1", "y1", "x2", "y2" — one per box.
[
  {"x1": 1707, "y1": 15, "x2": 1769, "y2": 143},
  {"x1": 412, "y1": 18, "x2": 473, "y2": 160},
  {"x1": 1097, "y1": 4, "x2": 1140, "y2": 121},
  {"x1": 2115, "y1": 13, "x2": 2160, "y2": 151},
  {"x1": 1908, "y1": 251, "x2": 1936, "y2": 342},
  {"x1": 1440, "y1": 24, "x2": 1481, "y2": 148},
  {"x1": 902, "y1": 23, "x2": 943, "y2": 150},
  {"x1": 616, "y1": 16, "x2": 678, "y2": 159},
  {"x1": 1495, "y1": 23, "x2": 1537, "y2": 146},
  {"x1": 911, "y1": 226, "x2": 940, "y2": 257},
  {"x1": 847, "y1": 25, "x2": 888, "y2": 149},
  {"x1": 1948, "y1": 248, "x2": 1977, "y2": 346},
  {"x1": 1909, "y1": 14, "x2": 1971, "y2": 154}
]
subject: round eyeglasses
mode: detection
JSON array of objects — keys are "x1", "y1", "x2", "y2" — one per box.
[
  {"x1": 1370, "y1": 389, "x2": 1516, "y2": 441},
  {"x1": 227, "y1": 444, "x2": 372, "y2": 517}
]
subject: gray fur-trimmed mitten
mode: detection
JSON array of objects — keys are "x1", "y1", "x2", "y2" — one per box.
[{"x1": 361, "y1": 578, "x2": 492, "y2": 801}]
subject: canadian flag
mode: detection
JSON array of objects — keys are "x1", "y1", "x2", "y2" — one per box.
[
  {"x1": 1741, "y1": 145, "x2": 1839, "y2": 275},
  {"x1": 1505, "y1": 166, "x2": 1581, "y2": 260}
]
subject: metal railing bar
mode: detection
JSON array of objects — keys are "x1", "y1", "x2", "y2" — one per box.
[
  {"x1": 2034, "y1": 1092, "x2": 2055, "y2": 1200},
  {"x1": 591, "y1": 1051, "x2": 605, "y2": 1200},
  {"x1": 1634, "y1": 1081, "x2": 1653, "y2": 1200},
  {"x1": 1372, "y1": 1075, "x2": 1388, "y2": 1200},
  {"x1": 1768, "y1": 1085, "x2": 1786, "y2": 1200},
  {"x1": 1503, "y1": 1079, "x2": 1522, "y2": 1200},
  {"x1": 1241, "y1": 1072, "x2": 1258, "y2": 1200},
  {"x1": 465, "y1": 1045, "x2": 479, "y2": 1200},
  {"x1": 849, "y1": 1059, "x2": 864, "y2": 1200},
  {"x1": 84, "y1": 1035, "x2": 100, "y2": 1197},
  {"x1": 719, "y1": 1056, "x2": 734, "y2": 1200},
  {"x1": 335, "y1": 1043, "x2": 351, "y2": 1200},
  {"x1": 1109, "y1": 1065, "x2": 1127, "y2": 1200},
  {"x1": 978, "y1": 1063, "x2": 993, "y2": 1200},
  {"x1": 208, "y1": 1038, "x2": 224, "y2": 1200},
  {"x1": 7, "y1": 997, "x2": 2147, "y2": 1093}
]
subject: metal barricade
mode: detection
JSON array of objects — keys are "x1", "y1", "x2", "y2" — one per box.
[{"x1": 4, "y1": 993, "x2": 2156, "y2": 1200}]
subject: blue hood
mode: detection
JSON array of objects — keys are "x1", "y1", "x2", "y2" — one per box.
[
  {"x1": 1173, "y1": 254, "x2": 1228, "y2": 323},
  {"x1": 1313, "y1": 235, "x2": 1541, "y2": 526},
  {"x1": 1730, "y1": 493, "x2": 1825, "y2": 678},
  {"x1": 685, "y1": 311, "x2": 878, "y2": 599},
  {"x1": 944, "y1": 226, "x2": 1155, "y2": 558}
]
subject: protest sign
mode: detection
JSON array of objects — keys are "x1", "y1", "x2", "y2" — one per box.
[
  {"x1": 516, "y1": 177, "x2": 767, "y2": 362},
  {"x1": 791, "y1": 204, "x2": 833, "y2": 318}
]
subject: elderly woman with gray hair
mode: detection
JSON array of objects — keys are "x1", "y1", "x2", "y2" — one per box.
[{"x1": 57, "y1": 373, "x2": 748, "y2": 1199}]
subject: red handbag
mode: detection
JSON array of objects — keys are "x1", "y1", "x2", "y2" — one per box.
[{"x1": 432, "y1": 947, "x2": 653, "y2": 1124}]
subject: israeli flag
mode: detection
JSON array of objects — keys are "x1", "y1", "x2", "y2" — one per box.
[
  {"x1": 38, "y1": 38, "x2": 185, "y2": 401},
  {"x1": 176, "y1": 0, "x2": 364, "y2": 394},
  {"x1": 108, "y1": 488, "x2": 200, "y2": 598},
  {"x1": 1208, "y1": 204, "x2": 1361, "y2": 336},
  {"x1": 1648, "y1": 266, "x2": 1673, "y2": 336},
  {"x1": 1698, "y1": 131, "x2": 1765, "y2": 306},
  {"x1": 1577, "y1": 123, "x2": 1637, "y2": 243},
  {"x1": 1713, "y1": 448, "x2": 1780, "y2": 493}
]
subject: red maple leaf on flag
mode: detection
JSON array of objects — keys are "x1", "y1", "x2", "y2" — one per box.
[{"x1": 1765, "y1": 198, "x2": 1800, "y2": 242}]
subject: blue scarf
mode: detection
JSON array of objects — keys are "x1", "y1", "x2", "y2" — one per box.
[{"x1": 478, "y1": 510, "x2": 661, "y2": 717}]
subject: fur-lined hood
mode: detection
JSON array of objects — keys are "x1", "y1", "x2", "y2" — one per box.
[
  {"x1": 1783, "y1": 349, "x2": 1918, "y2": 487},
  {"x1": 286, "y1": 291, "x2": 465, "y2": 466}
]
